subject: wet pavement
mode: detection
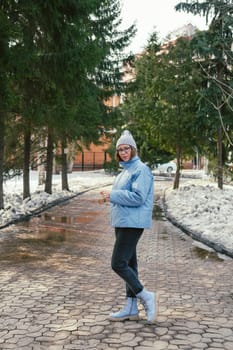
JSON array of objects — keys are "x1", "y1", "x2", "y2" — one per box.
[{"x1": 0, "y1": 183, "x2": 233, "y2": 350}]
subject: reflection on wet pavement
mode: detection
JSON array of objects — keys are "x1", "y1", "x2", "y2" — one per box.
[
  {"x1": 191, "y1": 241, "x2": 226, "y2": 262},
  {"x1": 0, "y1": 196, "x2": 104, "y2": 265},
  {"x1": 153, "y1": 202, "x2": 166, "y2": 221},
  {"x1": 42, "y1": 211, "x2": 100, "y2": 225},
  {"x1": 192, "y1": 246, "x2": 223, "y2": 261}
]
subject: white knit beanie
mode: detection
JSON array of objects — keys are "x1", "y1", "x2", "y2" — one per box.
[{"x1": 116, "y1": 130, "x2": 137, "y2": 150}]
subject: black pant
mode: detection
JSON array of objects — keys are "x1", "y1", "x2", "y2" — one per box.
[{"x1": 111, "y1": 227, "x2": 144, "y2": 297}]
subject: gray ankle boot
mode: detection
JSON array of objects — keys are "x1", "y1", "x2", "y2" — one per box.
[
  {"x1": 109, "y1": 297, "x2": 139, "y2": 321},
  {"x1": 136, "y1": 289, "x2": 158, "y2": 322}
]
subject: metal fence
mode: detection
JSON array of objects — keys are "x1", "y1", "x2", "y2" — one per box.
[{"x1": 72, "y1": 151, "x2": 110, "y2": 171}]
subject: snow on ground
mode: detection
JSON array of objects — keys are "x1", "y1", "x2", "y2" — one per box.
[
  {"x1": 164, "y1": 181, "x2": 233, "y2": 257},
  {"x1": 1, "y1": 169, "x2": 233, "y2": 257},
  {"x1": 1, "y1": 170, "x2": 114, "y2": 228}
]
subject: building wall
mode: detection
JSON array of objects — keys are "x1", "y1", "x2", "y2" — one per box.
[{"x1": 72, "y1": 136, "x2": 111, "y2": 171}]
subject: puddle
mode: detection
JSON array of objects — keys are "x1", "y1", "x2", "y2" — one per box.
[
  {"x1": 0, "y1": 230, "x2": 69, "y2": 262},
  {"x1": 42, "y1": 211, "x2": 99, "y2": 225},
  {"x1": 0, "y1": 223, "x2": 82, "y2": 263},
  {"x1": 0, "y1": 251, "x2": 44, "y2": 262},
  {"x1": 160, "y1": 230, "x2": 168, "y2": 239},
  {"x1": 0, "y1": 195, "x2": 105, "y2": 264},
  {"x1": 29, "y1": 231, "x2": 66, "y2": 243},
  {"x1": 18, "y1": 228, "x2": 78, "y2": 243},
  {"x1": 160, "y1": 236, "x2": 168, "y2": 240},
  {"x1": 153, "y1": 203, "x2": 165, "y2": 221},
  {"x1": 44, "y1": 213, "x2": 70, "y2": 224},
  {"x1": 192, "y1": 242, "x2": 223, "y2": 262}
]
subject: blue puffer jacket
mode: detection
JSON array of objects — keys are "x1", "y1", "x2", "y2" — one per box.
[{"x1": 110, "y1": 156, "x2": 154, "y2": 228}]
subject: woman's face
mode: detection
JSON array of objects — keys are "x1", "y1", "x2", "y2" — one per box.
[{"x1": 117, "y1": 144, "x2": 132, "y2": 162}]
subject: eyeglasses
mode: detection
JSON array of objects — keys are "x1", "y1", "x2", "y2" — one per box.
[{"x1": 117, "y1": 146, "x2": 131, "y2": 153}]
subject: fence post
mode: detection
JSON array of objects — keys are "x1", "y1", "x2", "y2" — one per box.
[
  {"x1": 93, "y1": 152, "x2": 95, "y2": 170},
  {"x1": 82, "y1": 152, "x2": 84, "y2": 171}
]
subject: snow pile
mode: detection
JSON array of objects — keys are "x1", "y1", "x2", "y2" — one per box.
[
  {"x1": 164, "y1": 184, "x2": 233, "y2": 254},
  {"x1": 0, "y1": 170, "x2": 114, "y2": 228}
]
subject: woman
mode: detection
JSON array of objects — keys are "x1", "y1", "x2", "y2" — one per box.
[{"x1": 100, "y1": 130, "x2": 158, "y2": 322}]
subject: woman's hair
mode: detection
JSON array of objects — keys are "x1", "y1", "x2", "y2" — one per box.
[{"x1": 115, "y1": 146, "x2": 137, "y2": 162}]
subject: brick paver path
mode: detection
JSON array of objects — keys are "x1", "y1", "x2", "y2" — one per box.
[{"x1": 0, "y1": 186, "x2": 233, "y2": 350}]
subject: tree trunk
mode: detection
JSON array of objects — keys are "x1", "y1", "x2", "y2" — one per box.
[
  {"x1": 45, "y1": 127, "x2": 54, "y2": 194},
  {"x1": 38, "y1": 139, "x2": 46, "y2": 185},
  {"x1": 173, "y1": 147, "x2": 182, "y2": 190},
  {"x1": 0, "y1": 115, "x2": 5, "y2": 209},
  {"x1": 23, "y1": 126, "x2": 31, "y2": 199},
  {"x1": 217, "y1": 126, "x2": 223, "y2": 189},
  {"x1": 61, "y1": 138, "x2": 69, "y2": 191}
]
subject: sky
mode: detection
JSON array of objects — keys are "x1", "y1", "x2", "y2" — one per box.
[{"x1": 120, "y1": 0, "x2": 209, "y2": 53}]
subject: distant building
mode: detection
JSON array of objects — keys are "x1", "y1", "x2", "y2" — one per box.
[{"x1": 164, "y1": 23, "x2": 199, "y2": 42}]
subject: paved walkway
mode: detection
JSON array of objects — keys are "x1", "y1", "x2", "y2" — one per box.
[{"x1": 0, "y1": 186, "x2": 233, "y2": 350}]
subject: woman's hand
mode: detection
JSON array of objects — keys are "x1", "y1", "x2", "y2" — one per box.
[{"x1": 99, "y1": 191, "x2": 110, "y2": 204}]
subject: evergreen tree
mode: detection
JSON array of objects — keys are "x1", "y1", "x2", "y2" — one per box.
[
  {"x1": 0, "y1": 3, "x2": 16, "y2": 208},
  {"x1": 1, "y1": 0, "x2": 136, "y2": 199},
  {"x1": 120, "y1": 32, "x2": 165, "y2": 164},
  {"x1": 122, "y1": 34, "x2": 203, "y2": 189},
  {"x1": 35, "y1": 0, "x2": 136, "y2": 194},
  {"x1": 176, "y1": 0, "x2": 233, "y2": 188}
]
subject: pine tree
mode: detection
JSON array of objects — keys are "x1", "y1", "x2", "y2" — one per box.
[
  {"x1": 122, "y1": 33, "x2": 203, "y2": 189},
  {"x1": 176, "y1": 0, "x2": 233, "y2": 188},
  {"x1": 0, "y1": 0, "x2": 136, "y2": 199},
  {"x1": 0, "y1": 4, "x2": 15, "y2": 208}
]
